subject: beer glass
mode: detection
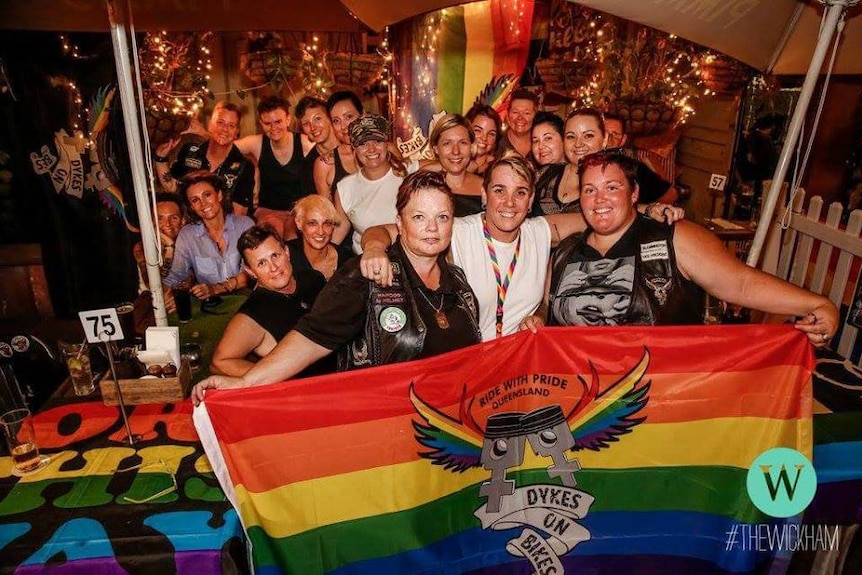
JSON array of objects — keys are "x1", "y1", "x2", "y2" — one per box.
[
  {"x1": 58, "y1": 341, "x2": 95, "y2": 396},
  {"x1": 115, "y1": 301, "x2": 136, "y2": 349},
  {"x1": 703, "y1": 295, "x2": 724, "y2": 325},
  {"x1": 1, "y1": 408, "x2": 41, "y2": 473},
  {"x1": 173, "y1": 278, "x2": 193, "y2": 323}
]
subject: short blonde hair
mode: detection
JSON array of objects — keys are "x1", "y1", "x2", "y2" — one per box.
[
  {"x1": 429, "y1": 113, "x2": 475, "y2": 148},
  {"x1": 294, "y1": 195, "x2": 342, "y2": 227}
]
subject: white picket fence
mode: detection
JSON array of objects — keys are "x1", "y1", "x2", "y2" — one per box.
[{"x1": 760, "y1": 188, "x2": 862, "y2": 364}]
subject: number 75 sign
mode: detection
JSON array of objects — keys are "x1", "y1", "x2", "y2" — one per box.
[{"x1": 78, "y1": 308, "x2": 125, "y2": 343}]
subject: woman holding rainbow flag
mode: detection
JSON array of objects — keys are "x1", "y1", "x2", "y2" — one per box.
[{"x1": 192, "y1": 171, "x2": 481, "y2": 404}]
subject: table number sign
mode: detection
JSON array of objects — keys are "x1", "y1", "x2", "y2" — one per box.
[
  {"x1": 78, "y1": 307, "x2": 125, "y2": 344},
  {"x1": 708, "y1": 173, "x2": 727, "y2": 191}
]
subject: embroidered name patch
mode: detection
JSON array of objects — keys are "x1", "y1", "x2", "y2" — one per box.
[
  {"x1": 184, "y1": 157, "x2": 203, "y2": 170},
  {"x1": 640, "y1": 240, "x2": 669, "y2": 262},
  {"x1": 373, "y1": 291, "x2": 406, "y2": 307}
]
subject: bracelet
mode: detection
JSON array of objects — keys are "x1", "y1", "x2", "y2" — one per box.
[{"x1": 154, "y1": 154, "x2": 169, "y2": 163}]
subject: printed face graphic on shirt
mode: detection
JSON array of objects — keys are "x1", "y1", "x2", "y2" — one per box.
[{"x1": 553, "y1": 257, "x2": 635, "y2": 326}]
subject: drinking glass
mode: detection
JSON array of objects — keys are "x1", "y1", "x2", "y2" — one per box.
[
  {"x1": 115, "y1": 301, "x2": 136, "y2": 349},
  {"x1": 58, "y1": 341, "x2": 95, "y2": 396},
  {"x1": 1, "y1": 408, "x2": 41, "y2": 473},
  {"x1": 173, "y1": 278, "x2": 193, "y2": 323},
  {"x1": 704, "y1": 295, "x2": 725, "y2": 325}
]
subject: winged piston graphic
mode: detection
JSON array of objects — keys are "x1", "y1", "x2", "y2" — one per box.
[
  {"x1": 410, "y1": 349, "x2": 652, "y2": 472},
  {"x1": 472, "y1": 74, "x2": 517, "y2": 113},
  {"x1": 410, "y1": 385, "x2": 484, "y2": 472},
  {"x1": 566, "y1": 350, "x2": 652, "y2": 451}
]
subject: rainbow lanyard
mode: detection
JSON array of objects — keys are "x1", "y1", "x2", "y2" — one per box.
[{"x1": 482, "y1": 220, "x2": 522, "y2": 338}]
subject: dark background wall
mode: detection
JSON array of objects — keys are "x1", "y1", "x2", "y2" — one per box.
[{"x1": 0, "y1": 32, "x2": 138, "y2": 317}]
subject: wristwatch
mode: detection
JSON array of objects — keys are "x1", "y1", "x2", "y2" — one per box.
[{"x1": 154, "y1": 154, "x2": 169, "y2": 163}]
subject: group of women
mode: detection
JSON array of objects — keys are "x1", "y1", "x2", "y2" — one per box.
[{"x1": 188, "y1": 89, "x2": 839, "y2": 404}]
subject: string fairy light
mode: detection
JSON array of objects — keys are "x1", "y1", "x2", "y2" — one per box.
[
  {"x1": 300, "y1": 34, "x2": 334, "y2": 97},
  {"x1": 411, "y1": 10, "x2": 444, "y2": 119},
  {"x1": 59, "y1": 35, "x2": 82, "y2": 59},
  {"x1": 376, "y1": 26, "x2": 396, "y2": 119},
  {"x1": 50, "y1": 76, "x2": 89, "y2": 144},
  {"x1": 139, "y1": 31, "x2": 214, "y2": 117},
  {"x1": 564, "y1": 8, "x2": 712, "y2": 125}
]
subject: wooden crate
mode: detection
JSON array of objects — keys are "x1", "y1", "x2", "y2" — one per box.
[{"x1": 100, "y1": 359, "x2": 192, "y2": 406}]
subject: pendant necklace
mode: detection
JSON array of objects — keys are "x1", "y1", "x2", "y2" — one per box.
[{"x1": 416, "y1": 286, "x2": 449, "y2": 329}]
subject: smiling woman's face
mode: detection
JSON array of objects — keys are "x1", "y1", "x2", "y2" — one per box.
[
  {"x1": 186, "y1": 182, "x2": 223, "y2": 222},
  {"x1": 471, "y1": 114, "x2": 498, "y2": 158},
  {"x1": 434, "y1": 125, "x2": 472, "y2": 175},
  {"x1": 531, "y1": 122, "x2": 565, "y2": 166},
  {"x1": 564, "y1": 114, "x2": 605, "y2": 164},
  {"x1": 330, "y1": 100, "x2": 361, "y2": 145},
  {"x1": 298, "y1": 208, "x2": 336, "y2": 251}
]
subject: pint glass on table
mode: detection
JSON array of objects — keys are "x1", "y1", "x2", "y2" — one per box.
[
  {"x1": 1, "y1": 408, "x2": 40, "y2": 473},
  {"x1": 173, "y1": 278, "x2": 193, "y2": 323}
]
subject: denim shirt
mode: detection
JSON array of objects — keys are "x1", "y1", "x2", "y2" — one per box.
[{"x1": 164, "y1": 214, "x2": 254, "y2": 287}]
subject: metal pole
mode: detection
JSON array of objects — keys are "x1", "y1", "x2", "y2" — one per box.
[
  {"x1": 103, "y1": 336, "x2": 136, "y2": 446},
  {"x1": 105, "y1": 0, "x2": 168, "y2": 326},
  {"x1": 746, "y1": 0, "x2": 853, "y2": 267}
]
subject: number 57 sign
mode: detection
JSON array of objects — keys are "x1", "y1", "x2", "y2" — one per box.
[{"x1": 78, "y1": 308, "x2": 125, "y2": 343}]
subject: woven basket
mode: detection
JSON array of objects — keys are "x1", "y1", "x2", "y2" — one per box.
[
  {"x1": 535, "y1": 58, "x2": 595, "y2": 98},
  {"x1": 609, "y1": 97, "x2": 681, "y2": 137},
  {"x1": 700, "y1": 56, "x2": 752, "y2": 95},
  {"x1": 325, "y1": 52, "x2": 384, "y2": 92},
  {"x1": 145, "y1": 108, "x2": 191, "y2": 147},
  {"x1": 241, "y1": 50, "x2": 302, "y2": 85}
]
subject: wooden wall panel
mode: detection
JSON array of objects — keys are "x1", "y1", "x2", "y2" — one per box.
[{"x1": 677, "y1": 94, "x2": 741, "y2": 222}]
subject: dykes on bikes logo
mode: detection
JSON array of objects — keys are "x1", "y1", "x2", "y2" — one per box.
[{"x1": 410, "y1": 350, "x2": 653, "y2": 574}]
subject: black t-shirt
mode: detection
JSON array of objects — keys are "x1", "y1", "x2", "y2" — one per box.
[
  {"x1": 237, "y1": 269, "x2": 332, "y2": 375},
  {"x1": 238, "y1": 269, "x2": 325, "y2": 340},
  {"x1": 634, "y1": 161, "x2": 672, "y2": 204},
  {"x1": 258, "y1": 133, "x2": 305, "y2": 211},
  {"x1": 300, "y1": 146, "x2": 320, "y2": 198},
  {"x1": 170, "y1": 140, "x2": 255, "y2": 209},
  {"x1": 453, "y1": 194, "x2": 484, "y2": 217},
  {"x1": 296, "y1": 244, "x2": 479, "y2": 360},
  {"x1": 286, "y1": 237, "x2": 354, "y2": 277}
]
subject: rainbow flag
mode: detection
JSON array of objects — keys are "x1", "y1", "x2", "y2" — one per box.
[
  {"x1": 397, "y1": 0, "x2": 534, "y2": 134},
  {"x1": 195, "y1": 325, "x2": 813, "y2": 574}
]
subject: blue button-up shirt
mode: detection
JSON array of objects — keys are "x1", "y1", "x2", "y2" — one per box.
[{"x1": 164, "y1": 214, "x2": 254, "y2": 287}]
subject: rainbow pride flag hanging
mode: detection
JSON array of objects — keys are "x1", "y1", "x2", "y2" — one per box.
[
  {"x1": 397, "y1": 0, "x2": 535, "y2": 135},
  {"x1": 195, "y1": 325, "x2": 813, "y2": 574}
]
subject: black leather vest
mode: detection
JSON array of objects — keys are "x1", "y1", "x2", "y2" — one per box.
[
  {"x1": 339, "y1": 243, "x2": 481, "y2": 370},
  {"x1": 549, "y1": 216, "x2": 704, "y2": 326}
]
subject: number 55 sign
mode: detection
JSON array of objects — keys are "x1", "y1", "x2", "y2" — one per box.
[{"x1": 78, "y1": 308, "x2": 125, "y2": 343}]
